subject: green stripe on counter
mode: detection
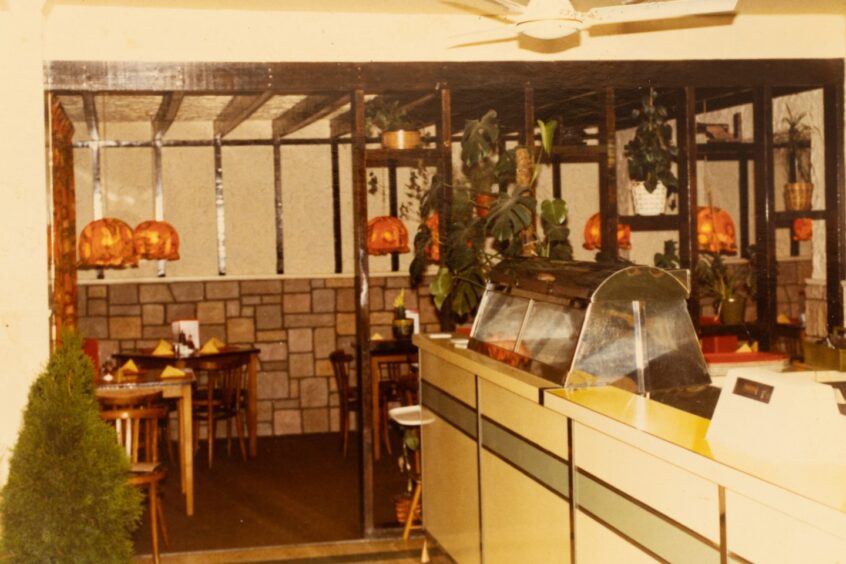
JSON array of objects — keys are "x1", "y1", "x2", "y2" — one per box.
[
  {"x1": 577, "y1": 470, "x2": 720, "y2": 564},
  {"x1": 422, "y1": 380, "x2": 477, "y2": 439},
  {"x1": 481, "y1": 416, "x2": 569, "y2": 499}
]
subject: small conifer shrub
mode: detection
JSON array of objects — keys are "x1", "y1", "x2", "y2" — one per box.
[{"x1": 1, "y1": 332, "x2": 142, "y2": 562}]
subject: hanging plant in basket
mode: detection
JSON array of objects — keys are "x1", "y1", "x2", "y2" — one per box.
[
  {"x1": 365, "y1": 98, "x2": 422, "y2": 150},
  {"x1": 782, "y1": 105, "x2": 814, "y2": 211},
  {"x1": 624, "y1": 88, "x2": 679, "y2": 216}
]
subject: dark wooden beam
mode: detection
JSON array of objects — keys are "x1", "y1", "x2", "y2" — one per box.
[
  {"x1": 677, "y1": 87, "x2": 699, "y2": 322},
  {"x1": 214, "y1": 91, "x2": 274, "y2": 138},
  {"x1": 272, "y1": 94, "x2": 349, "y2": 139},
  {"x1": 273, "y1": 138, "x2": 284, "y2": 274},
  {"x1": 46, "y1": 60, "x2": 844, "y2": 94},
  {"x1": 437, "y1": 84, "x2": 454, "y2": 332},
  {"x1": 350, "y1": 88, "x2": 374, "y2": 537},
  {"x1": 331, "y1": 140, "x2": 343, "y2": 274},
  {"x1": 388, "y1": 162, "x2": 400, "y2": 272},
  {"x1": 738, "y1": 159, "x2": 750, "y2": 255},
  {"x1": 824, "y1": 82, "x2": 845, "y2": 331},
  {"x1": 599, "y1": 88, "x2": 618, "y2": 259},
  {"x1": 753, "y1": 86, "x2": 776, "y2": 349},
  {"x1": 152, "y1": 92, "x2": 183, "y2": 138}
]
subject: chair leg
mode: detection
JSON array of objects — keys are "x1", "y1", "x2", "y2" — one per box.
[
  {"x1": 340, "y1": 406, "x2": 348, "y2": 457},
  {"x1": 156, "y1": 488, "x2": 170, "y2": 548},
  {"x1": 149, "y1": 483, "x2": 160, "y2": 564},
  {"x1": 381, "y1": 400, "x2": 392, "y2": 455},
  {"x1": 207, "y1": 405, "x2": 214, "y2": 469},
  {"x1": 235, "y1": 411, "x2": 247, "y2": 462},
  {"x1": 403, "y1": 479, "x2": 422, "y2": 541},
  {"x1": 226, "y1": 418, "x2": 233, "y2": 456}
]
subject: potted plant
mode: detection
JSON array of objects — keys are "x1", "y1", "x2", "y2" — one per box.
[
  {"x1": 782, "y1": 105, "x2": 814, "y2": 211},
  {"x1": 695, "y1": 251, "x2": 750, "y2": 325},
  {"x1": 392, "y1": 289, "x2": 413, "y2": 340},
  {"x1": 624, "y1": 88, "x2": 679, "y2": 216},
  {"x1": 365, "y1": 98, "x2": 422, "y2": 150}
]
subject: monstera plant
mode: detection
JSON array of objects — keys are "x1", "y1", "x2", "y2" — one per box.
[{"x1": 409, "y1": 110, "x2": 573, "y2": 319}]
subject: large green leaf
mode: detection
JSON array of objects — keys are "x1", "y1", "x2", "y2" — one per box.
[
  {"x1": 486, "y1": 187, "x2": 536, "y2": 242},
  {"x1": 430, "y1": 267, "x2": 453, "y2": 311},
  {"x1": 540, "y1": 198, "x2": 568, "y2": 227},
  {"x1": 538, "y1": 119, "x2": 558, "y2": 155},
  {"x1": 461, "y1": 110, "x2": 499, "y2": 168}
]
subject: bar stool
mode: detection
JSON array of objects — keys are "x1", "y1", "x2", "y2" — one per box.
[{"x1": 388, "y1": 405, "x2": 433, "y2": 542}]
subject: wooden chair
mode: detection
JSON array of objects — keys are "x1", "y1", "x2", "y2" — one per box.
[
  {"x1": 98, "y1": 391, "x2": 169, "y2": 564},
  {"x1": 329, "y1": 350, "x2": 359, "y2": 457},
  {"x1": 192, "y1": 356, "x2": 248, "y2": 468}
]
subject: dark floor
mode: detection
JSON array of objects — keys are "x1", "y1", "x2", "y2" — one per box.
[{"x1": 134, "y1": 431, "x2": 408, "y2": 555}]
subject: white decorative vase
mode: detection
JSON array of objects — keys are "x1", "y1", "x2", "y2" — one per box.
[{"x1": 631, "y1": 181, "x2": 667, "y2": 216}]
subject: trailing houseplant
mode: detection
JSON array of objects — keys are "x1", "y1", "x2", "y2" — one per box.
[
  {"x1": 409, "y1": 110, "x2": 573, "y2": 320},
  {"x1": 624, "y1": 88, "x2": 679, "y2": 216},
  {"x1": 1, "y1": 331, "x2": 142, "y2": 562},
  {"x1": 365, "y1": 98, "x2": 422, "y2": 150},
  {"x1": 782, "y1": 105, "x2": 814, "y2": 211}
]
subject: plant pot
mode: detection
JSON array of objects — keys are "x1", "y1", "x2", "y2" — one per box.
[
  {"x1": 474, "y1": 193, "x2": 496, "y2": 218},
  {"x1": 392, "y1": 318, "x2": 414, "y2": 340},
  {"x1": 381, "y1": 130, "x2": 422, "y2": 150},
  {"x1": 393, "y1": 492, "x2": 421, "y2": 524},
  {"x1": 783, "y1": 182, "x2": 813, "y2": 211},
  {"x1": 630, "y1": 181, "x2": 667, "y2": 216},
  {"x1": 719, "y1": 296, "x2": 747, "y2": 325}
]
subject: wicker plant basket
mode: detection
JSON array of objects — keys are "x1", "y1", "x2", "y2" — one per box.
[
  {"x1": 393, "y1": 492, "x2": 422, "y2": 524},
  {"x1": 783, "y1": 182, "x2": 814, "y2": 211},
  {"x1": 381, "y1": 130, "x2": 422, "y2": 150}
]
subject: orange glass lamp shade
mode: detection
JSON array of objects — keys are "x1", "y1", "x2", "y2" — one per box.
[
  {"x1": 582, "y1": 213, "x2": 631, "y2": 251},
  {"x1": 134, "y1": 220, "x2": 180, "y2": 260},
  {"x1": 424, "y1": 213, "x2": 440, "y2": 262},
  {"x1": 793, "y1": 218, "x2": 812, "y2": 241},
  {"x1": 78, "y1": 218, "x2": 138, "y2": 268},
  {"x1": 697, "y1": 207, "x2": 737, "y2": 253},
  {"x1": 367, "y1": 216, "x2": 409, "y2": 256}
]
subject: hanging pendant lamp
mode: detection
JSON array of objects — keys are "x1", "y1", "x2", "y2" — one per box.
[
  {"x1": 582, "y1": 213, "x2": 631, "y2": 251},
  {"x1": 367, "y1": 216, "x2": 410, "y2": 256},
  {"x1": 696, "y1": 207, "x2": 737, "y2": 254},
  {"x1": 78, "y1": 218, "x2": 138, "y2": 268},
  {"x1": 134, "y1": 220, "x2": 180, "y2": 260},
  {"x1": 793, "y1": 218, "x2": 812, "y2": 241}
]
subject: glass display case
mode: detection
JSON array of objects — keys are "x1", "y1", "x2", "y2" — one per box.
[{"x1": 470, "y1": 258, "x2": 718, "y2": 417}]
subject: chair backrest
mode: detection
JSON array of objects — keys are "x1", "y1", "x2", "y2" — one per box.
[
  {"x1": 197, "y1": 356, "x2": 248, "y2": 410},
  {"x1": 329, "y1": 350, "x2": 355, "y2": 401},
  {"x1": 99, "y1": 392, "x2": 167, "y2": 464}
]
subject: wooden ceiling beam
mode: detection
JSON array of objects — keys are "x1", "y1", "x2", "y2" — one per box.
[
  {"x1": 152, "y1": 92, "x2": 184, "y2": 138},
  {"x1": 81, "y1": 93, "x2": 100, "y2": 141},
  {"x1": 272, "y1": 94, "x2": 349, "y2": 139},
  {"x1": 214, "y1": 91, "x2": 274, "y2": 138}
]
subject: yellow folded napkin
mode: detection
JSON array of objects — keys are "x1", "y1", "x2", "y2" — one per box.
[
  {"x1": 118, "y1": 359, "x2": 139, "y2": 373},
  {"x1": 198, "y1": 337, "x2": 224, "y2": 355},
  {"x1": 160, "y1": 365, "x2": 186, "y2": 378},
  {"x1": 776, "y1": 313, "x2": 792, "y2": 325},
  {"x1": 736, "y1": 343, "x2": 752, "y2": 353},
  {"x1": 152, "y1": 339, "x2": 174, "y2": 357},
  {"x1": 372, "y1": 332, "x2": 384, "y2": 341}
]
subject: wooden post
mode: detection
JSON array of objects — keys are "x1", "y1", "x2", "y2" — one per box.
[
  {"x1": 331, "y1": 140, "x2": 343, "y2": 274},
  {"x1": 389, "y1": 160, "x2": 399, "y2": 272},
  {"x1": 437, "y1": 84, "x2": 454, "y2": 331},
  {"x1": 738, "y1": 159, "x2": 750, "y2": 256},
  {"x1": 351, "y1": 88, "x2": 374, "y2": 536},
  {"x1": 823, "y1": 82, "x2": 845, "y2": 330},
  {"x1": 753, "y1": 86, "x2": 776, "y2": 349},
  {"x1": 273, "y1": 137, "x2": 284, "y2": 274},
  {"x1": 677, "y1": 87, "x2": 699, "y2": 323},
  {"x1": 599, "y1": 88, "x2": 618, "y2": 259}
]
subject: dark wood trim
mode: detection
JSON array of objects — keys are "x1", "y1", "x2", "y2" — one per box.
[
  {"x1": 46, "y1": 59, "x2": 844, "y2": 93},
  {"x1": 81, "y1": 93, "x2": 100, "y2": 140},
  {"x1": 351, "y1": 88, "x2": 374, "y2": 537},
  {"x1": 753, "y1": 86, "x2": 776, "y2": 349},
  {"x1": 437, "y1": 84, "x2": 454, "y2": 331},
  {"x1": 599, "y1": 88, "x2": 618, "y2": 258},
  {"x1": 388, "y1": 160, "x2": 399, "y2": 272},
  {"x1": 824, "y1": 82, "x2": 845, "y2": 330},
  {"x1": 774, "y1": 210, "x2": 826, "y2": 227},
  {"x1": 677, "y1": 87, "x2": 699, "y2": 321},
  {"x1": 213, "y1": 135, "x2": 226, "y2": 275},
  {"x1": 214, "y1": 91, "x2": 274, "y2": 137},
  {"x1": 272, "y1": 94, "x2": 348, "y2": 139},
  {"x1": 331, "y1": 140, "x2": 343, "y2": 274},
  {"x1": 273, "y1": 138, "x2": 284, "y2": 274},
  {"x1": 738, "y1": 159, "x2": 750, "y2": 255},
  {"x1": 523, "y1": 82, "x2": 535, "y2": 147},
  {"x1": 364, "y1": 147, "x2": 446, "y2": 167},
  {"x1": 552, "y1": 155, "x2": 561, "y2": 200},
  {"x1": 152, "y1": 92, "x2": 183, "y2": 138}
]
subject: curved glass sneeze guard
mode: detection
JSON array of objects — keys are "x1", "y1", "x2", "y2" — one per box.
[{"x1": 469, "y1": 258, "x2": 709, "y2": 392}]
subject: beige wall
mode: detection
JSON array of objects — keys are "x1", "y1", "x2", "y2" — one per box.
[{"x1": 1, "y1": 0, "x2": 846, "y2": 482}]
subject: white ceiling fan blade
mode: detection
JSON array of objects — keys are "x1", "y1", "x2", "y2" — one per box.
[
  {"x1": 485, "y1": 0, "x2": 528, "y2": 13},
  {"x1": 441, "y1": 1, "x2": 518, "y2": 23},
  {"x1": 586, "y1": 0, "x2": 737, "y2": 26},
  {"x1": 450, "y1": 25, "x2": 518, "y2": 42}
]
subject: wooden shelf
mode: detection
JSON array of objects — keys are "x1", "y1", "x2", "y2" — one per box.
[
  {"x1": 774, "y1": 209, "x2": 827, "y2": 227},
  {"x1": 618, "y1": 214, "x2": 680, "y2": 231},
  {"x1": 550, "y1": 144, "x2": 606, "y2": 162},
  {"x1": 696, "y1": 141, "x2": 756, "y2": 161},
  {"x1": 365, "y1": 147, "x2": 447, "y2": 167}
]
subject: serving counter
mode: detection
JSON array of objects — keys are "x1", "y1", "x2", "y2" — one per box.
[{"x1": 415, "y1": 335, "x2": 846, "y2": 563}]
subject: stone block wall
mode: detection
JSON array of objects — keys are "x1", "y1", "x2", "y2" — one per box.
[{"x1": 77, "y1": 275, "x2": 440, "y2": 437}]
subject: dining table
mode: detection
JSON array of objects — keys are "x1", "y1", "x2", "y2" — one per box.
[
  {"x1": 370, "y1": 338, "x2": 418, "y2": 460},
  {"x1": 96, "y1": 367, "x2": 196, "y2": 515}
]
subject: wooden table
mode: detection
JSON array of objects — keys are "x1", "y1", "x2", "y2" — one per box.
[
  {"x1": 96, "y1": 369, "x2": 196, "y2": 515},
  {"x1": 370, "y1": 339, "x2": 417, "y2": 460},
  {"x1": 113, "y1": 347, "x2": 261, "y2": 459}
]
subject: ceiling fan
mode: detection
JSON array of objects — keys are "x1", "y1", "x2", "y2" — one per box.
[{"x1": 451, "y1": 0, "x2": 738, "y2": 42}]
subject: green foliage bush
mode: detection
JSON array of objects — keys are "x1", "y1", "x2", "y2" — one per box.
[{"x1": 1, "y1": 332, "x2": 142, "y2": 563}]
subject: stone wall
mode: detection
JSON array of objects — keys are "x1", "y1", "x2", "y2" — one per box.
[{"x1": 77, "y1": 275, "x2": 439, "y2": 436}]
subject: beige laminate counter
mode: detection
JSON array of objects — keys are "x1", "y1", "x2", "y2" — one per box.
[{"x1": 415, "y1": 333, "x2": 846, "y2": 563}]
